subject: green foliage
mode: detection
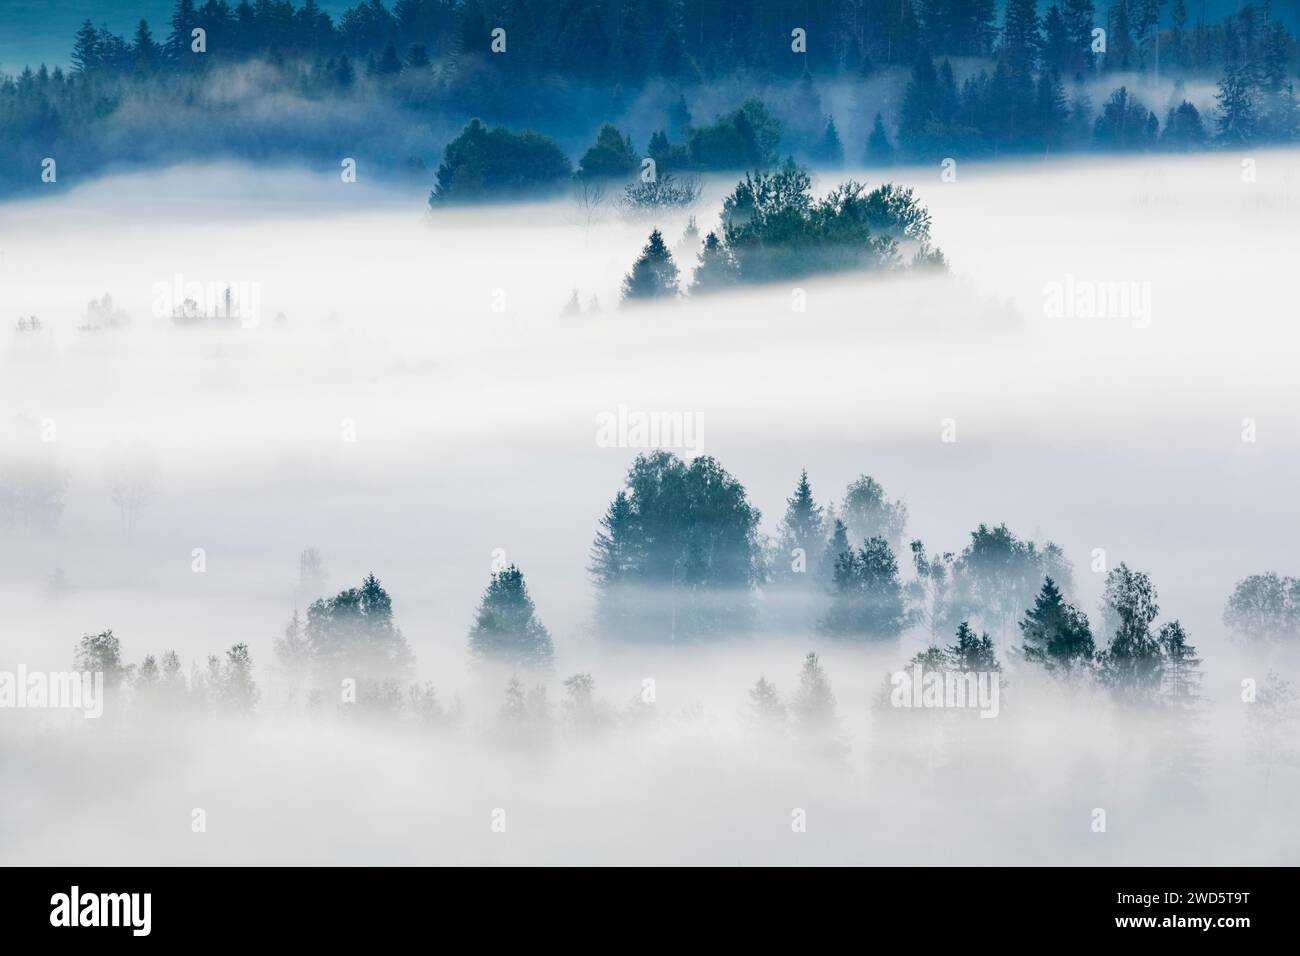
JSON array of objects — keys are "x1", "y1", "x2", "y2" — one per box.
[
  {"x1": 75, "y1": 629, "x2": 132, "y2": 690},
  {"x1": 840, "y1": 474, "x2": 909, "y2": 550},
  {"x1": 620, "y1": 228, "x2": 680, "y2": 302},
  {"x1": 430, "y1": 118, "x2": 572, "y2": 203},
  {"x1": 467, "y1": 565, "x2": 555, "y2": 670},
  {"x1": 945, "y1": 621, "x2": 1001, "y2": 671},
  {"x1": 304, "y1": 573, "x2": 414, "y2": 683},
  {"x1": 820, "y1": 536, "x2": 909, "y2": 639},
  {"x1": 791, "y1": 652, "x2": 837, "y2": 733},
  {"x1": 943, "y1": 523, "x2": 1072, "y2": 637},
  {"x1": 1162, "y1": 100, "x2": 1207, "y2": 149},
  {"x1": 621, "y1": 173, "x2": 701, "y2": 210},
  {"x1": 687, "y1": 99, "x2": 782, "y2": 170},
  {"x1": 1093, "y1": 86, "x2": 1158, "y2": 150},
  {"x1": 866, "y1": 112, "x2": 895, "y2": 164},
  {"x1": 1096, "y1": 563, "x2": 1202, "y2": 707},
  {"x1": 590, "y1": 451, "x2": 764, "y2": 641},
  {"x1": 1224, "y1": 572, "x2": 1300, "y2": 643},
  {"x1": 689, "y1": 163, "x2": 940, "y2": 289},
  {"x1": 1019, "y1": 577, "x2": 1094, "y2": 676},
  {"x1": 578, "y1": 123, "x2": 638, "y2": 180},
  {"x1": 748, "y1": 676, "x2": 787, "y2": 727},
  {"x1": 773, "y1": 469, "x2": 827, "y2": 587}
]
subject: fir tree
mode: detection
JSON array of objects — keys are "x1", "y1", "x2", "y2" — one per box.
[
  {"x1": 467, "y1": 565, "x2": 555, "y2": 670},
  {"x1": 748, "y1": 676, "x2": 787, "y2": 727},
  {"x1": 218, "y1": 643, "x2": 258, "y2": 712},
  {"x1": 620, "y1": 229, "x2": 680, "y2": 303},
  {"x1": 820, "y1": 537, "x2": 909, "y2": 639},
  {"x1": 812, "y1": 116, "x2": 845, "y2": 165},
  {"x1": 688, "y1": 232, "x2": 736, "y2": 294},
  {"x1": 1215, "y1": 65, "x2": 1259, "y2": 144},
  {"x1": 791, "y1": 652, "x2": 837, "y2": 732},
  {"x1": 1019, "y1": 576, "x2": 1094, "y2": 676},
  {"x1": 774, "y1": 469, "x2": 826, "y2": 586},
  {"x1": 578, "y1": 124, "x2": 639, "y2": 180},
  {"x1": 866, "y1": 112, "x2": 895, "y2": 164},
  {"x1": 946, "y1": 621, "x2": 1001, "y2": 671}
]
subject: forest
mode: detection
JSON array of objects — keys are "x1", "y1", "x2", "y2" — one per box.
[{"x1": 1, "y1": 0, "x2": 1296, "y2": 198}]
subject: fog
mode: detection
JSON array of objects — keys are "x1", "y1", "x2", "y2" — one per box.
[{"x1": 2, "y1": 150, "x2": 1298, "y2": 864}]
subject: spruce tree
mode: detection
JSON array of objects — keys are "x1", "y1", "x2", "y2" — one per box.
[
  {"x1": 218, "y1": 643, "x2": 258, "y2": 712},
  {"x1": 1019, "y1": 576, "x2": 1094, "y2": 676},
  {"x1": 791, "y1": 652, "x2": 836, "y2": 732},
  {"x1": 946, "y1": 621, "x2": 1001, "y2": 671},
  {"x1": 820, "y1": 537, "x2": 909, "y2": 639},
  {"x1": 689, "y1": 231, "x2": 739, "y2": 294},
  {"x1": 774, "y1": 469, "x2": 826, "y2": 586},
  {"x1": 813, "y1": 117, "x2": 845, "y2": 165},
  {"x1": 1158, "y1": 621, "x2": 1202, "y2": 708},
  {"x1": 620, "y1": 229, "x2": 680, "y2": 303},
  {"x1": 748, "y1": 676, "x2": 787, "y2": 726},
  {"x1": 467, "y1": 565, "x2": 555, "y2": 670},
  {"x1": 866, "y1": 113, "x2": 895, "y2": 164}
]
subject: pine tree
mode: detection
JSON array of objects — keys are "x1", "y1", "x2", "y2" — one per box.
[
  {"x1": 774, "y1": 469, "x2": 826, "y2": 586},
  {"x1": 305, "y1": 573, "x2": 413, "y2": 682},
  {"x1": 1215, "y1": 65, "x2": 1258, "y2": 144},
  {"x1": 578, "y1": 124, "x2": 639, "y2": 180},
  {"x1": 131, "y1": 20, "x2": 161, "y2": 71},
  {"x1": 813, "y1": 117, "x2": 845, "y2": 165},
  {"x1": 620, "y1": 229, "x2": 680, "y2": 303},
  {"x1": 1158, "y1": 621, "x2": 1202, "y2": 708},
  {"x1": 820, "y1": 537, "x2": 909, "y2": 639},
  {"x1": 748, "y1": 676, "x2": 787, "y2": 727},
  {"x1": 1019, "y1": 576, "x2": 1094, "y2": 676},
  {"x1": 1041, "y1": 5, "x2": 1074, "y2": 74},
  {"x1": 946, "y1": 621, "x2": 1001, "y2": 671},
  {"x1": 275, "y1": 608, "x2": 312, "y2": 680},
  {"x1": 1107, "y1": 0, "x2": 1137, "y2": 71},
  {"x1": 1036, "y1": 69, "x2": 1070, "y2": 148},
  {"x1": 218, "y1": 643, "x2": 259, "y2": 712},
  {"x1": 689, "y1": 231, "x2": 738, "y2": 294},
  {"x1": 1162, "y1": 100, "x2": 1207, "y2": 148},
  {"x1": 1001, "y1": 0, "x2": 1042, "y2": 74},
  {"x1": 821, "y1": 518, "x2": 851, "y2": 589},
  {"x1": 1063, "y1": 0, "x2": 1097, "y2": 73},
  {"x1": 71, "y1": 20, "x2": 101, "y2": 74},
  {"x1": 589, "y1": 490, "x2": 640, "y2": 637},
  {"x1": 866, "y1": 112, "x2": 895, "y2": 164},
  {"x1": 166, "y1": 0, "x2": 200, "y2": 63},
  {"x1": 467, "y1": 565, "x2": 555, "y2": 670},
  {"x1": 791, "y1": 652, "x2": 837, "y2": 733}
]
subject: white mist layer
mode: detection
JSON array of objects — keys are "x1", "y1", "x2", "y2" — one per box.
[{"x1": 1, "y1": 151, "x2": 1298, "y2": 864}]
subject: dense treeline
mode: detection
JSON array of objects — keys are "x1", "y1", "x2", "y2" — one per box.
[{"x1": 1, "y1": 0, "x2": 1297, "y2": 196}]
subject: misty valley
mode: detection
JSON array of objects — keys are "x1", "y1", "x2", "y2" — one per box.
[{"x1": 2, "y1": 0, "x2": 1299, "y2": 873}]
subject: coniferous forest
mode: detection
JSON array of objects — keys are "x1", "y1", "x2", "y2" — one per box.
[
  {"x1": 1, "y1": 0, "x2": 1298, "y2": 199},
  {"x1": 2, "y1": 0, "x2": 1299, "y2": 878}
]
